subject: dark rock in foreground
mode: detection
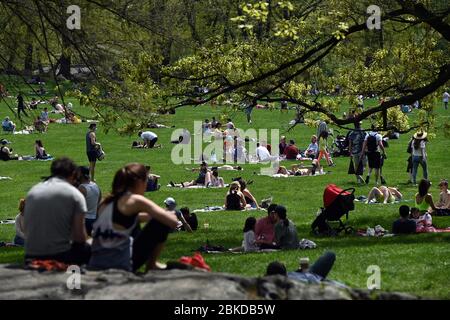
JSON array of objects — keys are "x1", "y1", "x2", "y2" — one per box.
[{"x1": 0, "y1": 264, "x2": 419, "y2": 300}]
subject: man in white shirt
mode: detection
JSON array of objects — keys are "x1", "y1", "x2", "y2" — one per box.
[
  {"x1": 138, "y1": 131, "x2": 159, "y2": 148},
  {"x1": 256, "y1": 143, "x2": 274, "y2": 162},
  {"x1": 443, "y1": 91, "x2": 449, "y2": 110}
]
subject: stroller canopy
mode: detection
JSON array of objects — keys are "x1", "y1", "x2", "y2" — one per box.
[{"x1": 323, "y1": 184, "x2": 351, "y2": 208}]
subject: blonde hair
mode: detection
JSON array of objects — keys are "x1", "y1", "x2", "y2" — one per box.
[{"x1": 229, "y1": 181, "x2": 241, "y2": 192}]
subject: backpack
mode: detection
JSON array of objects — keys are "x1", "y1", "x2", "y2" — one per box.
[
  {"x1": 367, "y1": 133, "x2": 378, "y2": 153},
  {"x1": 226, "y1": 191, "x2": 242, "y2": 210}
]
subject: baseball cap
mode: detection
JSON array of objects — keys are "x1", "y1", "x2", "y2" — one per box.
[{"x1": 164, "y1": 197, "x2": 176, "y2": 207}]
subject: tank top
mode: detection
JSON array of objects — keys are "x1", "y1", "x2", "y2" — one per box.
[
  {"x1": 89, "y1": 198, "x2": 137, "y2": 271},
  {"x1": 80, "y1": 182, "x2": 100, "y2": 220},
  {"x1": 86, "y1": 131, "x2": 96, "y2": 152},
  {"x1": 415, "y1": 193, "x2": 430, "y2": 212}
]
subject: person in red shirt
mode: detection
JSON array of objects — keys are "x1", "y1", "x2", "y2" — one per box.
[
  {"x1": 255, "y1": 204, "x2": 279, "y2": 249},
  {"x1": 284, "y1": 140, "x2": 299, "y2": 160}
]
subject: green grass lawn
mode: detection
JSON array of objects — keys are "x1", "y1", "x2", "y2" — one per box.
[{"x1": 1, "y1": 79, "x2": 449, "y2": 299}]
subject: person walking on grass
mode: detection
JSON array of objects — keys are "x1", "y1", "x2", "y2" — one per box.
[
  {"x1": 443, "y1": 91, "x2": 449, "y2": 110},
  {"x1": 361, "y1": 125, "x2": 386, "y2": 185},
  {"x1": 348, "y1": 121, "x2": 367, "y2": 184},
  {"x1": 86, "y1": 123, "x2": 100, "y2": 182},
  {"x1": 17, "y1": 92, "x2": 28, "y2": 119},
  {"x1": 411, "y1": 131, "x2": 429, "y2": 185}
]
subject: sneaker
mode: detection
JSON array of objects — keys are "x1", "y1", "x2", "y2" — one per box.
[{"x1": 365, "y1": 176, "x2": 370, "y2": 184}]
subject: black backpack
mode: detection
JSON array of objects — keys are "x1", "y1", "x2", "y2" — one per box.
[
  {"x1": 226, "y1": 191, "x2": 242, "y2": 210},
  {"x1": 367, "y1": 134, "x2": 378, "y2": 153}
]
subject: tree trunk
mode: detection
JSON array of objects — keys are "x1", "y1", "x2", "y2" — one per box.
[{"x1": 24, "y1": 43, "x2": 33, "y2": 76}]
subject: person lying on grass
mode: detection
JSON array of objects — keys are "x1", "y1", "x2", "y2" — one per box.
[
  {"x1": 187, "y1": 164, "x2": 243, "y2": 171},
  {"x1": 366, "y1": 186, "x2": 403, "y2": 204},
  {"x1": 225, "y1": 181, "x2": 249, "y2": 210},
  {"x1": 265, "y1": 251, "x2": 346, "y2": 287},
  {"x1": 171, "y1": 161, "x2": 216, "y2": 188},
  {"x1": 89, "y1": 163, "x2": 179, "y2": 272},
  {"x1": 276, "y1": 159, "x2": 319, "y2": 177}
]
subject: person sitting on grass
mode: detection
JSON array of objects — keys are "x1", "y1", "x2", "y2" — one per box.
[
  {"x1": 436, "y1": 179, "x2": 450, "y2": 216},
  {"x1": 283, "y1": 140, "x2": 300, "y2": 160},
  {"x1": 273, "y1": 205, "x2": 299, "y2": 250},
  {"x1": 164, "y1": 197, "x2": 192, "y2": 233},
  {"x1": 410, "y1": 207, "x2": 435, "y2": 233},
  {"x1": 2, "y1": 116, "x2": 16, "y2": 132},
  {"x1": 89, "y1": 163, "x2": 179, "y2": 272},
  {"x1": 225, "y1": 181, "x2": 248, "y2": 211},
  {"x1": 35, "y1": 140, "x2": 51, "y2": 160},
  {"x1": 0, "y1": 139, "x2": 19, "y2": 161},
  {"x1": 255, "y1": 204, "x2": 278, "y2": 249},
  {"x1": 304, "y1": 135, "x2": 319, "y2": 159},
  {"x1": 145, "y1": 165, "x2": 160, "y2": 192},
  {"x1": 230, "y1": 217, "x2": 261, "y2": 252},
  {"x1": 24, "y1": 158, "x2": 90, "y2": 265},
  {"x1": 210, "y1": 169, "x2": 225, "y2": 188},
  {"x1": 366, "y1": 186, "x2": 403, "y2": 204},
  {"x1": 13, "y1": 199, "x2": 26, "y2": 246},
  {"x1": 392, "y1": 205, "x2": 416, "y2": 235},
  {"x1": 238, "y1": 179, "x2": 260, "y2": 209},
  {"x1": 415, "y1": 179, "x2": 438, "y2": 214},
  {"x1": 180, "y1": 207, "x2": 198, "y2": 231},
  {"x1": 77, "y1": 166, "x2": 101, "y2": 236}
]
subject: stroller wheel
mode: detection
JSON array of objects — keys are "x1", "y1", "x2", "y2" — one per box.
[{"x1": 345, "y1": 227, "x2": 354, "y2": 235}]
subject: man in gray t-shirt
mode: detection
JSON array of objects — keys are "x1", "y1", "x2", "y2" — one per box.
[{"x1": 24, "y1": 158, "x2": 90, "y2": 265}]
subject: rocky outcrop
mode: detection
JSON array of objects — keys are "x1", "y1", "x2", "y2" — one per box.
[{"x1": 0, "y1": 264, "x2": 419, "y2": 300}]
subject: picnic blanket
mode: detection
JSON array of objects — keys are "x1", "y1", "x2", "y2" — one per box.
[
  {"x1": 19, "y1": 155, "x2": 54, "y2": 161},
  {"x1": 0, "y1": 219, "x2": 15, "y2": 225},
  {"x1": 268, "y1": 171, "x2": 330, "y2": 178},
  {"x1": 167, "y1": 184, "x2": 229, "y2": 189},
  {"x1": 357, "y1": 225, "x2": 394, "y2": 237},
  {"x1": 192, "y1": 206, "x2": 263, "y2": 213}
]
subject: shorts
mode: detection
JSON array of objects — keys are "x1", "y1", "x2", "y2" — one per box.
[
  {"x1": 87, "y1": 151, "x2": 97, "y2": 162},
  {"x1": 367, "y1": 152, "x2": 381, "y2": 169}
]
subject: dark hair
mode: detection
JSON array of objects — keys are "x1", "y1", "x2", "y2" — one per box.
[
  {"x1": 50, "y1": 157, "x2": 78, "y2": 179},
  {"x1": 138, "y1": 131, "x2": 143, "y2": 137},
  {"x1": 267, "y1": 204, "x2": 278, "y2": 216},
  {"x1": 399, "y1": 205, "x2": 410, "y2": 218},
  {"x1": 266, "y1": 261, "x2": 287, "y2": 276},
  {"x1": 418, "y1": 179, "x2": 431, "y2": 197},
  {"x1": 132, "y1": 141, "x2": 139, "y2": 147},
  {"x1": 243, "y1": 217, "x2": 256, "y2": 233},
  {"x1": 35, "y1": 140, "x2": 43, "y2": 148},
  {"x1": 103, "y1": 163, "x2": 148, "y2": 204},
  {"x1": 212, "y1": 169, "x2": 219, "y2": 178},
  {"x1": 180, "y1": 207, "x2": 190, "y2": 217},
  {"x1": 89, "y1": 123, "x2": 97, "y2": 129},
  {"x1": 238, "y1": 179, "x2": 247, "y2": 191},
  {"x1": 275, "y1": 205, "x2": 288, "y2": 227},
  {"x1": 257, "y1": 143, "x2": 260, "y2": 147},
  {"x1": 236, "y1": 166, "x2": 242, "y2": 171},
  {"x1": 289, "y1": 139, "x2": 295, "y2": 145}
]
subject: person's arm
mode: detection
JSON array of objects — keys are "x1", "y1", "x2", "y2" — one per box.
[
  {"x1": 239, "y1": 192, "x2": 247, "y2": 208},
  {"x1": 132, "y1": 195, "x2": 179, "y2": 228},
  {"x1": 71, "y1": 212, "x2": 87, "y2": 243},
  {"x1": 90, "y1": 132, "x2": 96, "y2": 145},
  {"x1": 378, "y1": 140, "x2": 385, "y2": 154},
  {"x1": 244, "y1": 189, "x2": 259, "y2": 209},
  {"x1": 426, "y1": 194, "x2": 438, "y2": 211},
  {"x1": 179, "y1": 214, "x2": 193, "y2": 232},
  {"x1": 78, "y1": 185, "x2": 87, "y2": 197}
]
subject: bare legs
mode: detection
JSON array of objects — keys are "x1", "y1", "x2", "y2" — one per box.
[{"x1": 89, "y1": 161, "x2": 96, "y2": 182}]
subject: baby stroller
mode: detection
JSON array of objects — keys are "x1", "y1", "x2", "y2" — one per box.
[
  {"x1": 330, "y1": 130, "x2": 350, "y2": 157},
  {"x1": 311, "y1": 184, "x2": 355, "y2": 235}
]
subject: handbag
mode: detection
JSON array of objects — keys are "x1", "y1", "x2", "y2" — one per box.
[
  {"x1": 348, "y1": 157, "x2": 355, "y2": 174},
  {"x1": 355, "y1": 159, "x2": 364, "y2": 176}
]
